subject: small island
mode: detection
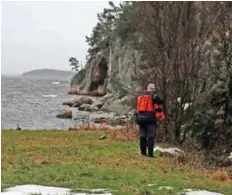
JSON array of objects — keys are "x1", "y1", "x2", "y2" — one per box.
[{"x1": 22, "y1": 69, "x2": 73, "y2": 78}]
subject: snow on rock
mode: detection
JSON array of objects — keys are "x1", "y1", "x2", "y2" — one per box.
[
  {"x1": 1, "y1": 185, "x2": 112, "y2": 195},
  {"x1": 154, "y1": 146, "x2": 184, "y2": 156}
]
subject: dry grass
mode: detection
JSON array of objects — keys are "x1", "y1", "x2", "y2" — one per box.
[
  {"x1": 69, "y1": 122, "x2": 139, "y2": 141},
  {"x1": 107, "y1": 123, "x2": 139, "y2": 141},
  {"x1": 210, "y1": 171, "x2": 231, "y2": 182}
]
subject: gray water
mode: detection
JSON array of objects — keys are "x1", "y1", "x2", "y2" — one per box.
[{"x1": 1, "y1": 75, "x2": 80, "y2": 130}]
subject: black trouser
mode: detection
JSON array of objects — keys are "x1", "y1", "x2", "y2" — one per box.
[{"x1": 139, "y1": 123, "x2": 156, "y2": 157}]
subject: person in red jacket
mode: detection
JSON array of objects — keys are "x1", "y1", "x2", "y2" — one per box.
[{"x1": 135, "y1": 83, "x2": 164, "y2": 157}]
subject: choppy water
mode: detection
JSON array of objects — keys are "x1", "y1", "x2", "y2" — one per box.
[{"x1": 1, "y1": 75, "x2": 81, "y2": 130}]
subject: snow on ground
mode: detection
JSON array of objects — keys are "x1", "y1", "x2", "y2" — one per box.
[
  {"x1": 228, "y1": 152, "x2": 232, "y2": 159},
  {"x1": 1, "y1": 185, "x2": 112, "y2": 195},
  {"x1": 182, "y1": 189, "x2": 223, "y2": 195},
  {"x1": 2, "y1": 185, "x2": 224, "y2": 195},
  {"x1": 153, "y1": 146, "x2": 184, "y2": 156}
]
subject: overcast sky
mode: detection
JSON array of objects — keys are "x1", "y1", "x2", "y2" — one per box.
[{"x1": 1, "y1": 1, "x2": 110, "y2": 74}]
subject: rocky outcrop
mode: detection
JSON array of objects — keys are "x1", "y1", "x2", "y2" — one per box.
[
  {"x1": 78, "y1": 104, "x2": 99, "y2": 112},
  {"x1": 63, "y1": 97, "x2": 93, "y2": 107},
  {"x1": 69, "y1": 38, "x2": 142, "y2": 113},
  {"x1": 56, "y1": 109, "x2": 72, "y2": 119},
  {"x1": 69, "y1": 52, "x2": 108, "y2": 96}
]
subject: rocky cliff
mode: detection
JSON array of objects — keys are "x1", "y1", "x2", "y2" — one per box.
[{"x1": 69, "y1": 38, "x2": 141, "y2": 114}]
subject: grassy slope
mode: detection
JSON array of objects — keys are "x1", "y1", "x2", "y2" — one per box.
[{"x1": 2, "y1": 130, "x2": 232, "y2": 195}]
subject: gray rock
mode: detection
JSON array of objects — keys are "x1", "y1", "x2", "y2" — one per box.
[
  {"x1": 119, "y1": 115, "x2": 127, "y2": 120},
  {"x1": 56, "y1": 109, "x2": 72, "y2": 119},
  {"x1": 63, "y1": 101, "x2": 73, "y2": 107},
  {"x1": 78, "y1": 104, "x2": 99, "y2": 112},
  {"x1": 101, "y1": 96, "x2": 132, "y2": 115},
  {"x1": 72, "y1": 103, "x2": 79, "y2": 108},
  {"x1": 69, "y1": 37, "x2": 141, "y2": 106},
  {"x1": 78, "y1": 104, "x2": 91, "y2": 111},
  {"x1": 92, "y1": 106, "x2": 99, "y2": 111},
  {"x1": 92, "y1": 101, "x2": 104, "y2": 109},
  {"x1": 99, "y1": 93, "x2": 114, "y2": 103}
]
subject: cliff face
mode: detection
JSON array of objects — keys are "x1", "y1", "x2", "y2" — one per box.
[
  {"x1": 69, "y1": 53, "x2": 108, "y2": 96},
  {"x1": 69, "y1": 38, "x2": 141, "y2": 114}
]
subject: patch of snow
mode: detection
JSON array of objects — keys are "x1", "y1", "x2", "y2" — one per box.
[
  {"x1": 52, "y1": 82, "x2": 60, "y2": 84},
  {"x1": 176, "y1": 97, "x2": 192, "y2": 110},
  {"x1": 2, "y1": 185, "x2": 112, "y2": 195},
  {"x1": 158, "y1": 186, "x2": 174, "y2": 190},
  {"x1": 147, "y1": 184, "x2": 156, "y2": 187},
  {"x1": 183, "y1": 103, "x2": 192, "y2": 111},
  {"x1": 177, "y1": 97, "x2": 182, "y2": 103},
  {"x1": 154, "y1": 146, "x2": 184, "y2": 156},
  {"x1": 42, "y1": 95, "x2": 57, "y2": 98},
  {"x1": 228, "y1": 152, "x2": 232, "y2": 159},
  {"x1": 184, "y1": 189, "x2": 194, "y2": 192},
  {"x1": 75, "y1": 188, "x2": 114, "y2": 193},
  {"x1": 182, "y1": 189, "x2": 223, "y2": 195}
]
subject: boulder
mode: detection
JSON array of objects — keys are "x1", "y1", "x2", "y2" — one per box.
[
  {"x1": 62, "y1": 101, "x2": 73, "y2": 107},
  {"x1": 73, "y1": 97, "x2": 93, "y2": 106},
  {"x1": 72, "y1": 103, "x2": 80, "y2": 108},
  {"x1": 99, "y1": 93, "x2": 114, "y2": 103},
  {"x1": 63, "y1": 97, "x2": 94, "y2": 108},
  {"x1": 56, "y1": 109, "x2": 72, "y2": 119},
  {"x1": 92, "y1": 101, "x2": 104, "y2": 109},
  {"x1": 78, "y1": 104, "x2": 99, "y2": 112},
  {"x1": 92, "y1": 106, "x2": 99, "y2": 111},
  {"x1": 101, "y1": 95, "x2": 132, "y2": 115},
  {"x1": 78, "y1": 104, "x2": 91, "y2": 111}
]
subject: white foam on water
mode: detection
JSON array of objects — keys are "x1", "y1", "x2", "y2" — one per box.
[
  {"x1": 2, "y1": 185, "x2": 112, "y2": 195},
  {"x1": 52, "y1": 82, "x2": 60, "y2": 84},
  {"x1": 42, "y1": 95, "x2": 57, "y2": 98}
]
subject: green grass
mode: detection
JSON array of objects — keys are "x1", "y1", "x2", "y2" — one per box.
[{"x1": 2, "y1": 130, "x2": 232, "y2": 195}]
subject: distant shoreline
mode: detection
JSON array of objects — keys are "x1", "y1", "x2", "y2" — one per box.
[{"x1": 21, "y1": 68, "x2": 73, "y2": 77}]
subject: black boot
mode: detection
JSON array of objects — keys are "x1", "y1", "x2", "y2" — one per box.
[
  {"x1": 140, "y1": 137, "x2": 147, "y2": 156},
  {"x1": 147, "y1": 137, "x2": 155, "y2": 158}
]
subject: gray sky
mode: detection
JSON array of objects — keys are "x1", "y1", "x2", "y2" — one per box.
[{"x1": 1, "y1": 1, "x2": 110, "y2": 74}]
